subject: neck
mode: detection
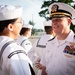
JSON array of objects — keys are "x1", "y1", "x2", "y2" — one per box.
[
  {"x1": 23, "y1": 34, "x2": 29, "y2": 38},
  {"x1": 57, "y1": 30, "x2": 71, "y2": 40}
]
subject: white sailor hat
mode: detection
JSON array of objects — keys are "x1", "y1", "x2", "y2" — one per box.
[
  {"x1": 22, "y1": 24, "x2": 33, "y2": 29},
  {"x1": 48, "y1": 2, "x2": 75, "y2": 19},
  {"x1": 0, "y1": 5, "x2": 22, "y2": 21},
  {"x1": 43, "y1": 20, "x2": 52, "y2": 26}
]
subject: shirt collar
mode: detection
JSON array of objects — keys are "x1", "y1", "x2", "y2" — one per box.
[
  {"x1": 54, "y1": 30, "x2": 74, "y2": 43},
  {"x1": 64, "y1": 30, "x2": 74, "y2": 42},
  {"x1": 0, "y1": 36, "x2": 14, "y2": 42}
]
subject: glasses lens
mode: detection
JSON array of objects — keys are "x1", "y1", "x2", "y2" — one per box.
[{"x1": 11, "y1": 20, "x2": 24, "y2": 25}]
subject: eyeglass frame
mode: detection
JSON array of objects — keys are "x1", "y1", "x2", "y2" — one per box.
[{"x1": 11, "y1": 20, "x2": 24, "y2": 25}]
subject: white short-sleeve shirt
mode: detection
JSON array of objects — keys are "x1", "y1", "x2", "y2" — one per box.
[{"x1": 41, "y1": 30, "x2": 75, "y2": 75}]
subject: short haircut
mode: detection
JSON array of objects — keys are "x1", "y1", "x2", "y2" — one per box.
[
  {"x1": 20, "y1": 28, "x2": 29, "y2": 35},
  {"x1": 0, "y1": 18, "x2": 18, "y2": 32},
  {"x1": 44, "y1": 26, "x2": 53, "y2": 34}
]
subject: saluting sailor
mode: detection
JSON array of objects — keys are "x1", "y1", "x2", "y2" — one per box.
[
  {"x1": 36, "y1": 2, "x2": 75, "y2": 75},
  {"x1": 16, "y1": 23, "x2": 33, "y2": 54},
  {"x1": 28, "y1": 20, "x2": 55, "y2": 75},
  {"x1": 0, "y1": 5, "x2": 35, "y2": 75}
]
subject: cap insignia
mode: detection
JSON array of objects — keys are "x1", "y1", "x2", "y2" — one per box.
[{"x1": 51, "y1": 4, "x2": 59, "y2": 13}]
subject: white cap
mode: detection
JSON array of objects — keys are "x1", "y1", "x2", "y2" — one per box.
[
  {"x1": 72, "y1": 19, "x2": 75, "y2": 25},
  {"x1": 48, "y1": 2, "x2": 75, "y2": 19},
  {"x1": 0, "y1": 5, "x2": 22, "y2": 21},
  {"x1": 22, "y1": 24, "x2": 33, "y2": 29},
  {"x1": 43, "y1": 20, "x2": 52, "y2": 26}
]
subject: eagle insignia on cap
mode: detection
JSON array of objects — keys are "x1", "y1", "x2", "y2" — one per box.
[{"x1": 51, "y1": 4, "x2": 59, "y2": 13}]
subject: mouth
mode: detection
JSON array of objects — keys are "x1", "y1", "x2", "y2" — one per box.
[{"x1": 53, "y1": 25, "x2": 59, "y2": 29}]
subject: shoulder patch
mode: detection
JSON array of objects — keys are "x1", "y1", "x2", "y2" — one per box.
[
  {"x1": 8, "y1": 50, "x2": 26, "y2": 59},
  {"x1": 48, "y1": 36, "x2": 55, "y2": 42},
  {"x1": 20, "y1": 39, "x2": 27, "y2": 46}
]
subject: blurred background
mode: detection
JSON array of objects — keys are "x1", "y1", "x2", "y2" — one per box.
[{"x1": 0, "y1": 0, "x2": 75, "y2": 44}]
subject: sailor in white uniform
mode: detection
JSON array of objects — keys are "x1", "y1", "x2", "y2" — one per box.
[
  {"x1": 36, "y1": 2, "x2": 75, "y2": 75},
  {"x1": 16, "y1": 24, "x2": 33, "y2": 54},
  {"x1": 28, "y1": 20, "x2": 55, "y2": 63},
  {"x1": 28, "y1": 20, "x2": 55, "y2": 75},
  {"x1": 0, "y1": 5, "x2": 35, "y2": 75}
]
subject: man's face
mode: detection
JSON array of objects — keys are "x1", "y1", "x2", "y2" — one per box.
[{"x1": 52, "y1": 17, "x2": 71, "y2": 35}]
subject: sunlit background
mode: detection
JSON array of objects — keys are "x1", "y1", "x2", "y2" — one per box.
[{"x1": 0, "y1": 0, "x2": 46, "y2": 29}]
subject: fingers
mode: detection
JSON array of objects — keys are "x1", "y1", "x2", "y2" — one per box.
[{"x1": 35, "y1": 62, "x2": 43, "y2": 69}]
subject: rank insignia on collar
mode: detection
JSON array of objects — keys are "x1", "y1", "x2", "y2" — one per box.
[
  {"x1": 51, "y1": 4, "x2": 59, "y2": 13},
  {"x1": 63, "y1": 45, "x2": 75, "y2": 55}
]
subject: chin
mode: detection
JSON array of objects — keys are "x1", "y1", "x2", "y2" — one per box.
[{"x1": 55, "y1": 31, "x2": 60, "y2": 34}]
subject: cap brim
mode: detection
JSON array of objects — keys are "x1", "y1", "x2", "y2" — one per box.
[{"x1": 49, "y1": 14, "x2": 71, "y2": 19}]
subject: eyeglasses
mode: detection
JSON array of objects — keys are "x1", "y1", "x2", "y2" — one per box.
[{"x1": 12, "y1": 20, "x2": 24, "y2": 25}]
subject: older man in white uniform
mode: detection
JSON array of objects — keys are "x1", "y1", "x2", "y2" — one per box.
[{"x1": 36, "y1": 2, "x2": 75, "y2": 75}]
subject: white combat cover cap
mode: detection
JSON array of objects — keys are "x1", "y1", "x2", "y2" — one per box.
[
  {"x1": 0, "y1": 5, "x2": 22, "y2": 21},
  {"x1": 22, "y1": 24, "x2": 33, "y2": 29}
]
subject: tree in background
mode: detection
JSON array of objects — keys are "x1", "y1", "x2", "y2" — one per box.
[
  {"x1": 28, "y1": 20, "x2": 36, "y2": 35},
  {"x1": 39, "y1": 0, "x2": 75, "y2": 33},
  {"x1": 28, "y1": 19, "x2": 44, "y2": 36}
]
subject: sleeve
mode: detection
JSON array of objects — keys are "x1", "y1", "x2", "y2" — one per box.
[
  {"x1": 6, "y1": 53, "x2": 32, "y2": 75},
  {"x1": 40, "y1": 42, "x2": 50, "y2": 66},
  {"x1": 40, "y1": 48, "x2": 46, "y2": 66},
  {"x1": 28, "y1": 40, "x2": 39, "y2": 63}
]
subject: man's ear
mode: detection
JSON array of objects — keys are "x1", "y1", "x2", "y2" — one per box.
[
  {"x1": 68, "y1": 18, "x2": 71, "y2": 26},
  {"x1": 7, "y1": 24, "x2": 13, "y2": 31}
]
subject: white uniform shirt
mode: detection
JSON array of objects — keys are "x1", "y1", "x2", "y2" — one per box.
[
  {"x1": 16, "y1": 36, "x2": 32, "y2": 54},
  {"x1": 41, "y1": 30, "x2": 75, "y2": 75},
  {"x1": 0, "y1": 36, "x2": 32, "y2": 75},
  {"x1": 28, "y1": 34, "x2": 54, "y2": 63}
]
